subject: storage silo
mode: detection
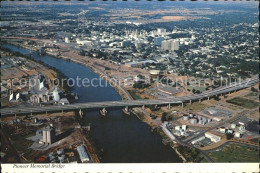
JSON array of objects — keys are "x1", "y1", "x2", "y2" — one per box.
[
  {"x1": 207, "y1": 118, "x2": 212, "y2": 123},
  {"x1": 53, "y1": 88, "x2": 60, "y2": 102},
  {"x1": 183, "y1": 115, "x2": 189, "y2": 121},
  {"x1": 234, "y1": 132, "x2": 241, "y2": 138},
  {"x1": 231, "y1": 124, "x2": 236, "y2": 129},
  {"x1": 43, "y1": 130, "x2": 47, "y2": 144},
  {"x1": 182, "y1": 125, "x2": 187, "y2": 131},
  {"x1": 175, "y1": 126, "x2": 181, "y2": 131},
  {"x1": 219, "y1": 127, "x2": 226, "y2": 133},
  {"x1": 189, "y1": 118, "x2": 198, "y2": 124}
]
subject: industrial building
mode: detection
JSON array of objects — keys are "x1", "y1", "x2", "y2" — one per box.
[
  {"x1": 191, "y1": 136, "x2": 206, "y2": 145},
  {"x1": 77, "y1": 145, "x2": 90, "y2": 163},
  {"x1": 205, "y1": 132, "x2": 221, "y2": 143},
  {"x1": 42, "y1": 126, "x2": 56, "y2": 145}
]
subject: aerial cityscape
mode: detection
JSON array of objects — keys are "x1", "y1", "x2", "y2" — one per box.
[{"x1": 0, "y1": 0, "x2": 259, "y2": 165}]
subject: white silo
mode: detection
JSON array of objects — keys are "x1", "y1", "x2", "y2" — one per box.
[
  {"x1": 183, "y1": 115, "x2": 189, "y2": 121},
  {"x1": 234, "y1": 132, "x2": 241, "y2": 138},
  {"x1": 53, "y1": 88, "x2": 60, "y2": 102},
  {"x1": 189, "y1": 118, "x2": 198, "y2": 124},
  {"x1": 175, "y1": 126, "x2": 181, "y2": 131},
  {"x1": 231, "y1": 124, "x2": 236, "y2": 129}
]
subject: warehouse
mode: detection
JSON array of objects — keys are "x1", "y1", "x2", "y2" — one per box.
[{"x1": 205, "y1": 132, "x2": 221, "y2": 143}]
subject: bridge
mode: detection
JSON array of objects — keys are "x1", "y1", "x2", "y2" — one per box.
[{"x1": 1, "y1": 77, "x2": 258, "y2": 116}]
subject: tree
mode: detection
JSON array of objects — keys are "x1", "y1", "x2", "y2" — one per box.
[
  {"x1": 225, "y1": 133, "x2": 234, "y2": 140},
  {"x1": 251, "y1": 87, "x2": 258, "y2": 92},
  {"x1": 161, "y1": 112, "x2": 167, "y2": 122}
]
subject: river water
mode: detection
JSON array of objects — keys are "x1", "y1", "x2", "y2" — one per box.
[{"x1": 2, "y1": 44, "x2": 181, "y2": 163}]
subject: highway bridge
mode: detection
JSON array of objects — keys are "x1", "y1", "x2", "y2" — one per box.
[{"x1": 1, "y1": 77, "x2": 258, "y2": 116}]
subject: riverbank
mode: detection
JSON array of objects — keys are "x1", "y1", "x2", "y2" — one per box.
[{"x1": 1, "y1": 42, "x2": 183, "y2": 163}]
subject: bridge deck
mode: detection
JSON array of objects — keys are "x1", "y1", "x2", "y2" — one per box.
[{"x1": 1, "y1": 78, "x2": 258, "y2": 116}]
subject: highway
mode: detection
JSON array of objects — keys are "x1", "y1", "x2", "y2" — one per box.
[{"x1": 1, "y1": 77, "x2": 258, "y2": 116}]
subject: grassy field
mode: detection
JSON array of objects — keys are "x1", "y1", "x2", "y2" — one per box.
[
  {"x1": 245, "y1": 92, "x2": 259, "y2": 100},
  {"x1": 183, "y1": 102, "x2": 208, "y2": 111},
  {"x1": 208, "y1": 143, "x2": 259, "y2": 162},
  {"x1": 128, "y1": 89, "x2": 142, "y2": 100},
  {"x1": 226, "y1": 97, "x2": 259, "y2": 109}
]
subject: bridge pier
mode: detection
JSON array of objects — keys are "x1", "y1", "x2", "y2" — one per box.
[
  {"x1": 142, "y1": 105, "x2": 145, "y2": 110},
  {"x1": 100, "y1": 108, "x2": 107, "y2": 116},
  {"x1": 122, "y1": 106, "x2": 130, "y2": 115},
  {"x1": 46, "y1": 111, "x2": 48, "y2": 116},
  {"x1": 31, "y1": 110, "x2": 32, "y2": 116},
  {"x1": 79, "y1": 109, "x2": 83, "y2": 118},
  {"x1": 167, "y1": 104, "x2": 171, "y2": 110},
  {"x1": 181, "y1": 102, "x2": 184, "y2": 108},
  {"x1": 189, "y1": 100, "x2": 192, "y2": 105},
  {"x1": 199, "y1": 99, "x2": 201, "y2": 103},
  {"x1": 155, "y1": 104, "x2": 158, "y2": 109},
  {"x1": 62, "y1": 109, "x2": 64, "y2": 114},
  {"x1": 208, "y1": 97, "x2": 210, "y2": 100}
]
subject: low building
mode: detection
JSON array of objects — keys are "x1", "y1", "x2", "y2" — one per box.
[
  {"x1": 191, "y1": 136, "x2": 206, "y2": 145},
  {"x1": 205, "y1": 132, "x2": 221, "y2": 143},
  {"x1": 77, "y1": 145, "x2": 90, "y2": 163}
]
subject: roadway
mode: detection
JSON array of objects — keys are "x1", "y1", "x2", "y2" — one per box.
[{"x1": 1, "y1": 77, "x2": 258, "y2": 116}]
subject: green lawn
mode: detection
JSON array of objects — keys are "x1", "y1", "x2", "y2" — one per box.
[
  {"x1": 209, "y1": 143, "x2": 259, "y2": 162},
  {"x1": 226, "y1": 97, "x2": 259, "y2": 109}
]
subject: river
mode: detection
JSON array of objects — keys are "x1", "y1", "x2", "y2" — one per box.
[{"x1": 2, "y1": 44, "x2": 181, "y2": 163}]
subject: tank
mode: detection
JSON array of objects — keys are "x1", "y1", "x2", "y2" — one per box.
[
  {"x1": 58, "y1": 155, "x2": 65, "y2": 163},
  {"x1": 234, "y1": 132, "x2": 241, "y2": 138},
  {"x1": 189, "y1": 113, "x2": 194, "y2": 118},
  {"x1": 175, "y1": 126, "x2": 181, "y2": 131},
  {"x1": 53, "y1": 88, "x2": 60, "y2": 102},
  {"x1": 219, "y1": 127, "x2": 226, "y2": 133},
  {"x1": 202, "y1": 117, "x2": 207, "y2": 122},
  {"x1": 231, "y1": 124, "x2": 236, "y2": 129},
  {"x1": 189, "y1": 118, "x2": 198, "y2": 124},
  {"x1": 49, "y1": 152, "x2": 53, "y2": 158},
  {"x1": 182, "y1": 115, "x2": 189, "y2": 121}
]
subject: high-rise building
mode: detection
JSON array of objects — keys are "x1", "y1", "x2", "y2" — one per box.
[
  {"x1": 157, "y1": 28, "x2": 166, "y2": 35},
  {"x1": 154, "y1": 37, "x2": 164, "y2": 46},
  {"x1": 161, "y1": 39, "x2": 179, "y2": 51},
  {"x1": 65, "y1": 37, "x2": 70, "y2": 43},
  {"x1": 42, "y1": 126, "x2": 56, "y2": 145}
]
